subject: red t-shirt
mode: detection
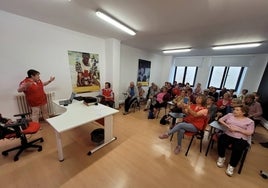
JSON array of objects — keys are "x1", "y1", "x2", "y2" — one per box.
[
  {"x1": 183, "y1": 104, "x2": 208, "y2": 130},
  {"x1": 216, "y1": 99, "x2": 231, "y2": 108},
  {"x1": 19, "y1": 78, "x2": 47, "y2": 107},
  {"x1": 102, "y1": 88, "x2": 114, "y2": 101},
  {"x1": 172, "y1": 88, "x2": 180, "y2": 96}
]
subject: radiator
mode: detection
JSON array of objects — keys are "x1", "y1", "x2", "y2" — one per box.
[{"x1": 16, "y1": 92, "x2": 55, "y2": 116}]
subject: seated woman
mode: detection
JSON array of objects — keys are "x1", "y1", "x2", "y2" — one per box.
[
  {"x1": 159, "y1": 94, "x2": 208, "y2": 154},
  {"x1": 144, "y1": 83, "x2": 159, "y2": 111},
  {"x1": 150, "y1": 86, "x2": 171, "y2": 117},
  {"x1": 137, "y1": 82, "x2": 145, "y2": 103},
  {"x1": 206, "y1": 96, "x2": 217, "y2": 123},
  {"x1": 100, "y1": 82, "x2": 114, "y2": 108},
  {"x1": 226, "y1": 98, "x2": 242, "y2": 113},
  {"x1": 171, "y1": 84, "x2": 181, "y2": 99},
  {"x1": 244, "y1": 94, "x2": 263, "y2": 126},
  {"x1": 123, "y1": 81, "x2": 138, "y2": 115},
  {"x1": 216, "y1": 92, "x2": 231, "y2": 120},
  {"x1": 194, "y1": 83, "x2": 202, "y2": 96},
  {"x1": 216, "y1": 105, "x2": 254, "y2": 177},
  {"x1": 170, "y1": 89, "x2": 187, "y2": 113}
]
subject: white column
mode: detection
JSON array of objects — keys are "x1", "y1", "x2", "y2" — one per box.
[{"x1": 105, "y1": 38, "x2": 121, "y2": 108}]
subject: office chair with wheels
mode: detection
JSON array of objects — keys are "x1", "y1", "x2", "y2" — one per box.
[{"x1": 1, "y1": 113, "x2": 44, "y2": 161}]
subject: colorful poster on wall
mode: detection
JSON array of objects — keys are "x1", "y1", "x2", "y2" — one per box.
[
  {"x1": 68, "y1": 50, "x2": 100, "y2": 93},
  {"x1": 137, "y1": 59, "x2": 151, "y2": 86}
]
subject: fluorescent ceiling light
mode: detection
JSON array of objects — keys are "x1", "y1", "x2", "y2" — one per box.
[
  {"x1": 96, "y1": 10, "x2": 136, "y2": 36},
  {"x1": 163, "y1": 48, "x2": 191, "y2": 54},
  {"x1": 212, "y1": 42, "x2": 262, "y2": 50}
]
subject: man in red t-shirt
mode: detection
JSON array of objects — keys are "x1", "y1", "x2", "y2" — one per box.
[{"x1": 17, "y1": 69, "x2": 55, "y2": 122}]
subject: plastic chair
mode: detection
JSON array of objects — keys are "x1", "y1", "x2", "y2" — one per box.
[
  {"x1": 184, "y1": 117, "x2": 209, "y2": 156},
  {"x1": 205, "y1": 127, "x2": 250, "y2": 174},
  {"x1": 155, "y1": 102, "x2": 168, "y2": 119},
  {"x1": 168, "y1": 112, "x2": 185, "y2": 129},
  {"x1": 170, "y1": 116, "x2": 209, "y2": 156},
  {"x1": 1, "y1": 113, "x2": 44, "y2": 161}
]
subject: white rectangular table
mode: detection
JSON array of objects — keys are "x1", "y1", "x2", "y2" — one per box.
[{"x1": 46, "y1": 100, "x2": 119, "y2": 161}]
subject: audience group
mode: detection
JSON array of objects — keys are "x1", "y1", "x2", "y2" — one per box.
[
  {"x1": 113, "y1": 81, "x2": 263, "y2": 126},
  {"x1": 99, "y1": 80, "x2": 263, "y2": 177},
  {"x1": 142, "y1": 81, "x2": 262, "y2": 177}
]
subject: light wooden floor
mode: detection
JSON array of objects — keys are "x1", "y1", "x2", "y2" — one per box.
[{"x1": 1, "y1": 106, "x2": 268, "y2": 188}]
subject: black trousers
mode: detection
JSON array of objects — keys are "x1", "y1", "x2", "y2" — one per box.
[
  {"x1": 124, "y1": 96, "x2": 137, "y2": 112},
  {"x1": 100, "y1": 100, "x2": 114, "y2": 108},
  {"x1": 217, "y1": 134, "x2": 249, "y2": 167}
]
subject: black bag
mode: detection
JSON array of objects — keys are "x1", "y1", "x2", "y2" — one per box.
[
  {"x1": 90, "y1": 128, "x2": 104, "y2": 144},
  {"x1": 0, "y1": 125, "x2": 15, "y2": 139},
  {"x1": 148, "y1": 110, "x2": 155, "y2": 119},
  {"x1": 160, "y1": 115, "x2": 168, "y2": 125},
  {"x1": 84, "y1": 96, "x2": 97, "y2": 104}
]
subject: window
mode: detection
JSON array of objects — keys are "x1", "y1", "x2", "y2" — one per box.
[
  {"x1": 173, "y1": 66, "x2": 198, "y2": 86},
  {"x1": 208, "y1": 66, "x2": 244, "y2": 90}
]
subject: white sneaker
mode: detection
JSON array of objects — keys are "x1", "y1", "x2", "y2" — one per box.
[
  {"x1": 226, "y1": 164, "x2": 235, "y2": 176},
  {"x1": 216, "y1": 157, "x2": 225, "y2": 168}
]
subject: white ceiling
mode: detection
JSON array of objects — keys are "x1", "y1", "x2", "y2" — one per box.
[{"x1": 1, "y1": 0, "x2": 268, "y2": 56}]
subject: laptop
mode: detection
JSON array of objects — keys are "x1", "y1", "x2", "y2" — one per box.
[{"x1": 59, "y1": 92, "x2": 76, "y2": 105}]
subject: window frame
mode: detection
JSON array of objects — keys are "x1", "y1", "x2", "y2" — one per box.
[
  {"x1": 173, "y1": 66, "x2": 198, "y2": 87},
  {"x1": 207, "y1": 66, "x2": 244, "y2": 91}
]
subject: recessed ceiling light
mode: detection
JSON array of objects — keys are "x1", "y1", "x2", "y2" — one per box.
[
  {"x1": 212, "y1": 42, "x2": 262, "y2": 50},
  {"x1": 96, "y1": 10, "x2": 136, "y2": 36},
  {"x1": 162, "y1": 48, "x2": 192, "y2": 54}
]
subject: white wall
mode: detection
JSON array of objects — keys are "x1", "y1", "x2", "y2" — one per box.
[
  {"x1": 105, "y1": 38, "x2": 121, "y2": 108},
  {"x1": 243, "y1": 55, "x2": 268, "y2": 92},
  {"x1": 0, "y1": 10, "x2": 267, "y2": 118},
  {"x1": 0, "y1": 11, "x2": 106, "y2": 117},
  {"x1": 119, "y1": 45, "x2": 171, "y2": 102}
]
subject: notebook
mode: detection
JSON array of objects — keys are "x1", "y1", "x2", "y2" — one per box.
[{"x1": 59, "y1": 92, "x2": 76, "y2": 105}]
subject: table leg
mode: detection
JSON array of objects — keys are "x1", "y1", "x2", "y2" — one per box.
[
  {"x1": 104, "y1": 115, "x2": 113, "y2": 142},
  {"x1": 88, "y1": 115, "x2": 116, "y2": 155},
  {"x1": 55, "y1": 130, "x2": 64, "y2": 162}
]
